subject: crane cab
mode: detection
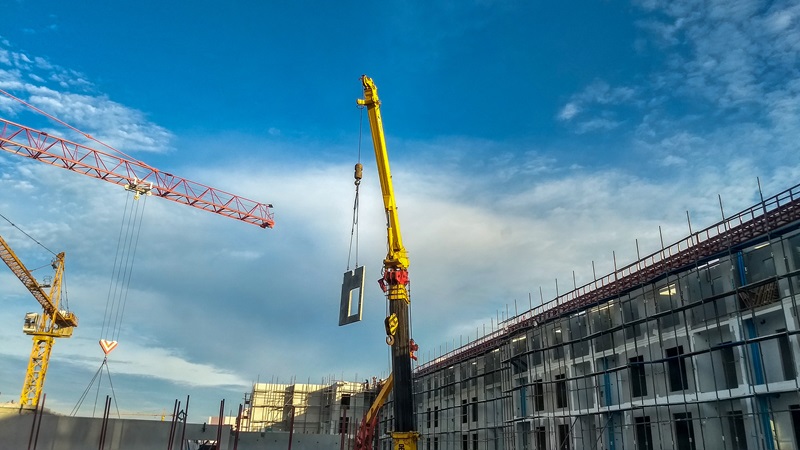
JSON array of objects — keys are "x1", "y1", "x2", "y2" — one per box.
[{"x1": 23, "y1": 313, "x2": 40, "y2": 334}]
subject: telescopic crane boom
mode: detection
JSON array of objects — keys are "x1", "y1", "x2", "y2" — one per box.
[
  {"x1": 357, "y1": 75, "x2": 418, "y2": 450},
  {"x1": 0, "y1": 234, "x2": 77, "y2": 407}
]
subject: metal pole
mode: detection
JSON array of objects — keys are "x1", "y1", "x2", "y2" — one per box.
[
  {"x1": 99, "y1": 395, "x2": 111, "y2": 450},
  {"x1": 167, "y1": 399, "x2": 179, "y2": 450},
  {"x1": 233, "y1": 403, "x2": 243, "y2": 450},
  {"x1": 287, "y1": 405, "x2": 295, "y2": 450},
  {"x1": 179, "y1": 395, "x2": 190, "y2": 450},
  {"x1": 215, "y1": 399, "x2": 224, "y2": 450}
]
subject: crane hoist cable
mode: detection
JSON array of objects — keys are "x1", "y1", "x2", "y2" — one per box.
[
  {"x1": 347, "y1": 106, "x2": 365, "y2": 272},
  {"x1": 72, "y1": 189, "x2": 148, "y2": 417},
  {"x1": 100, "y1": 190, "x2": 148, "y2": 346}
]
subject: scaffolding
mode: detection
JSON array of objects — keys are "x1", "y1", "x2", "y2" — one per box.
[
  {"x1": 380, "y1": 183, "x2": 800, "y2": 450},
  {"x1": 242, "y1": 376, "x2": 382, "y2": 448}
]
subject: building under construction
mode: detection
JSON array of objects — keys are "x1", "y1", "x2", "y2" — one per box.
[
  {"x1": 378, "y1": 183, "x2": 800, "y2": 450},
  {"x1": 240, "y1": 378, "x2": 381, "y2": 437}
]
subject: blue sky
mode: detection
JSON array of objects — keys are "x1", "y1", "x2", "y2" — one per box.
[{"x1": 1, "y1": 0, "x2": 799, "y2": 422}]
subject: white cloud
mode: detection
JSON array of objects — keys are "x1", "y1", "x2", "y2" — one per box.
[
  {"x1": 0, "y1": 39, "x2": 173, "y2": 154},
  {"x1": 558, "y1": 81, "x2": 637, "y2": 131},
  {"x1": 574, "y1": 117, "x2": 621, "y2": 134},
  {"x1": 558, "y1": 102, "x2": 579, "y2": 121}
]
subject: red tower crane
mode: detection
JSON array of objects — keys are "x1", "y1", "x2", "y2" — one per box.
[{"x1": 0, "y1": 117, "x2": 275, "y2": 229}]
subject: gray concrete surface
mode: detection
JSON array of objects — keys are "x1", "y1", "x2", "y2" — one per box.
[{"x1": 0, "y1": 411, "x2": 345, "y2": 450}]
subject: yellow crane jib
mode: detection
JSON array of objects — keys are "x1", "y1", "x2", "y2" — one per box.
[
  {"x1": 354, "y1": 374, "x2": 394, "y2": 450},
  {"x1": 356, "y1": 75, "x2": 419, "y2": 450},
  {"x1": 0, "y1": 234, "x2": 78, "y2": 408}
]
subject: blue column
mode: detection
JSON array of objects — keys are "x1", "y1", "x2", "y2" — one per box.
[
  {"x1": 745, "y1": 318, "x2": 774, "y2": 450},
  {"x1": 602, "y1": 357, "x2": 615, "y2": 450}
]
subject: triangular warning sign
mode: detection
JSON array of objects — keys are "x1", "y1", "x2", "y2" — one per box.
[{"x1": 99, "y1": 339, "x2": 119, "y2": 355}]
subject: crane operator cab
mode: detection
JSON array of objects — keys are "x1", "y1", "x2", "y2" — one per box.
[{"x1": 23, "y1": 312, "x2": 40, "y2": 334}]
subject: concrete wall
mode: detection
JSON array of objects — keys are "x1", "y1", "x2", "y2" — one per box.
[{"x1": 0, "y1": 412, "x2": 343, "y2": 450}]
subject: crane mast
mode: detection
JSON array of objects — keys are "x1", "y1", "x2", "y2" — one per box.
[
  {"x1": 357, "y1": 75, "x2": 418, "y2": 450},
  {"x1": 0, "y1": 234, "x2": 77, "y2": 407}
]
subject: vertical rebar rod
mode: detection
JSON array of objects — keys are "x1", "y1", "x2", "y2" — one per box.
[
  {"x1": 287, "y1": 405, "x2": 295, "y2": 450},
  {"x1": 99, "y1": 395, "x2": 111, "y2": 450},
  {"x1": 233, "y1": 403, "x2": 243, "y2": 450},
  {"x1": 167, "y1": 399, "x2": 179, "y2": 450},
  {"x1": 215, "y1": 399, "x2": 224, "y2": 450},
  {"x1": 179, "y1": 395, "x2": 190, "y2": 450}
]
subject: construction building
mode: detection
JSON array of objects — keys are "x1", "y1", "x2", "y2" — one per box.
[
  {"x1": 240, "y1": 378, "x2": 380, "y2": 438},
  {"x1": 378, "y1": 183, "x2": 800, "y2": 450}
]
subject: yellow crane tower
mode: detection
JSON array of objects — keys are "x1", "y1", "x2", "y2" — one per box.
[{"x1": 0, "y1": 234, "x2": 78, "y2": 408}]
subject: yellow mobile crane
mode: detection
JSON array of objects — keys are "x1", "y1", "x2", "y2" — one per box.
[
  {"x1": 0, "y1": 234, "x2": 78, "y2": 408},
  {"x1": 356, "y1": 75, "x2": 418, "y2": 450}
]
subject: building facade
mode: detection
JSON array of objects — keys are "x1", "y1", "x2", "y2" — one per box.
[{"x1": 380, "y1": 184, "x2": 800, "y2": 450}]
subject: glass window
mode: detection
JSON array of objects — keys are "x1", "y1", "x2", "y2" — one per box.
[
  {"x1": 666, "y1": 346, "x2": 689, "y2": 392},
  {"x1": 591, "y1": 304, "x2": 614, "y2": 351},
  {"x1": 555, "y1": 374, "x2": 568, "y2": 409},
  {"x1": 557, "y1": 424, "x2": 570, "y2": 450},
  {"x1": 622, "y1": 298, "x2": 642, "y2": 339},
  {"x1": 533, "y1": 380, "x2": 545, "y2": 411},
  {"x1": 531, "y1": 334, "x2": 543, "y2": 366},
  {"x1": 635, "y1": 416, "x2": 654, "y2": 450},
  {"x1": 655, "y1": 284, "x2": 681, "y2": 329},
  {"x1": 535, "y1": 426, "x2": 547, "y2": 450},
  {"x1": 629, "y1": 355, "x2": 647, "y2": 397},
  {"x1": 552, "y1": 326, "x2": 565, "y2": 360},
  {"x1": 726, "y1": 411, "x2": 748, "y2": 450},
  {"x1": 743, "y1": 244, "x2": 776, "y2": 284}
]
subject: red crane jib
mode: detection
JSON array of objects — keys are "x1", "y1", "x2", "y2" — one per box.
[{"x1": 0, "y1": 118, "x2": 274, "y2": 229}]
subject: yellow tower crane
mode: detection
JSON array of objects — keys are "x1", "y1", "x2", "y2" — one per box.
[{"x1": 0, "y1": 234, "x2": 78, "y2": 408}]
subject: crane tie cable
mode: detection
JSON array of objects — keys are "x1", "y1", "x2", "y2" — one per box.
[
  {"x1": 0, "y1": 212, "x2": 57, "y2": 256},
  {"x1": 0, "y1": 87, "x2": 154, "y2": 169}
]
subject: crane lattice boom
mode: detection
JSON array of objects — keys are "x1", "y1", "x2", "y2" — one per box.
[
  {"x1": 0, "y1": 234, "x2": 77, "y2": 407},
  {"x1": 0, "y1": 236, "x2": 76, "y2": 328},
  {"x1": 0, "y1": 118, "x2": 275, "y2": 229}
]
